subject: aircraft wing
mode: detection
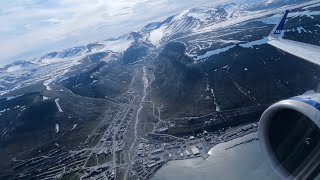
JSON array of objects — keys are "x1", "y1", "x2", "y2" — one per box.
[{"x1": 268, "y1": 10, "x2": 320, "y2": 66}]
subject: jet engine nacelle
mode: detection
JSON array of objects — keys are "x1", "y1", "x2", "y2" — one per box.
[{"x1": 259, "y1": 94, "x2": 320, "y2": 180}]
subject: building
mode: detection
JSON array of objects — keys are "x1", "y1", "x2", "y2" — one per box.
[
  {"x1": 190, "y1": 146, "x2": 200, "y2": 155},
  {"x1": 137, "y1": 150, "x2": 143, "y2": 156},
  {"x1": 151, "y1": 156, "x2": 160, "y2": 161},
  {"x1": 138, "y1": 143, "x2": 144, "y2": 150},
  {"x1": 185, "y1": 150, "x2": 190, "y2": 156},
  {"x1": 151, "y1": 148, "x2": 164, "y2": 154},
  {"x1": 148, "y1": 161, "x2": 156, "y2": 168},
  {"x1": 241, "y1": 124, "x2": 252, "y2": 132},
  {"x1": 157, "y1": 160, "x2": 165, "y2": 165},
  {"x1": 157, "y1": 127, "x2": 168, "y2": 134},
  {"x1": 203, "y1": 130, "x2": 208, "y2": 136}
]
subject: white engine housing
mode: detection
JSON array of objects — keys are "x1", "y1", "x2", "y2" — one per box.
[{"x1": 259, "y1": 94, "x2": 320, "y2": 180}]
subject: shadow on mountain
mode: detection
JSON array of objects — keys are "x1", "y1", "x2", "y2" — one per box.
[
  {"x1": 60, "y1": 61, "x2": 134, "y2": 98},
  {"x1": 199, "y1": 44, "x2": 320, "y2": 110},
  {"x1": 152, "y1": 42, "x2": 215, "y2": 118}
]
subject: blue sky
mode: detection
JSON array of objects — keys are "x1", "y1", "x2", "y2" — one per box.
[{"x1": 0, "y1": 0, "x2": 234, "y2": 65}]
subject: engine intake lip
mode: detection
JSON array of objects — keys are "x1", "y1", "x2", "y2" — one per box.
[{"x1": 258, "y1": 99, "x2": 320, "y2": 180}]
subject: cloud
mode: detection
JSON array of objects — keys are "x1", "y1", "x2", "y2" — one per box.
[
  {"x1": 0, "y1": 0, "x2": 228, "y2": 65},
  {"x1": 41, "y1": 18, "x2": 65, "y2": 24}
]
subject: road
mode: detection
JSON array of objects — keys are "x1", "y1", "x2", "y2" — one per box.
[{"x1": 112, "y1": 96, "x2": 137, "y2": 169}]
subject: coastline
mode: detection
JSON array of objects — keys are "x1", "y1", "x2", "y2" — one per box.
[{"x1": 149, "y1": 132, "x2": 260, "y2": 180}]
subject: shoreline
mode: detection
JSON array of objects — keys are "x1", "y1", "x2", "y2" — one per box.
[{"x1": 149, "y1": 131, "x2": 259, "y2": 180}]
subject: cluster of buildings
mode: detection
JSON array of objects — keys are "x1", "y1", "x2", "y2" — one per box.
[
  {"x1": 9, "y1": 102, "x2": 136, "y2": 180},
  {"x1": 81, "y1": 166, "x2": 115, "y2": 180},
  {"x1": 220, "y1": 123, "x2": 258, "y2": 142},
  {"x1": 129, "y1": 135, "x2": 203, "y2": 179},
  {"x1": 11, "y1": 147, "x2": 88, "y2": 179}
]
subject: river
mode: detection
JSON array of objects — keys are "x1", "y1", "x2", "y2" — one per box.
[{"x1": 151, "y1": 132, "x2": 280, "y2": 180}]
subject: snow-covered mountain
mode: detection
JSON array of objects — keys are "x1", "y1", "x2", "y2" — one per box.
[
  {"x1": 140, "y1": 1, "x2": 307, "y2": 46},
  {"x1": 144, "y1": 4, "x2": 250, "y2": 46},
  {"x1": 1, "y1": 60, "x2": 38, "y2": 73},
  {"x1": 101, "y1": 33, "x2": 136, "y2": 53},
  {"x1": 249, "y1": 0, "x2": 310, "y2": 10},
  {"x1": 0, "y1": 0, "x2": 317, "y2": 96}
]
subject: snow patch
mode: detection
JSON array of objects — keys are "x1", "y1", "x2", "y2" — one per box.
[
  {"x1": 296, "y1": 26, "x2": 307, "y2": 33},
  {"x1": 43, "y1": 79, "x2": 53, "y2": 91},
  {"x1": 222, "y1": 65, "x2": 229, "y2": 69},
  {"x1": 41, "y1": 57, "x2": 64, "y2": 65},
  {"x1": 0, "y1": 109, "x2": 8, "y2": 113},
  {"x1": 4, "y1": 94, "x2": 23, "y2": 101},
  {"x1": 43, "y1": 96, "x2": 49, "y2": 100},
  {"x1": 57, "y1": 76, "x2": 70, "y2": 83},
  {"x1": 259, "y1": 10, "x2": 320, "y2": 25},
  {"x1": 149, "y1": 25, "x2": 166, "y2": 46},
  {"x1": 101, "y1": 34, "x2": 134, "y2": 52},
  {"x1": 55, "y1": 124, "x2": 59, "y2": 133},
  {"x1": 302, "y1": 3, "x2": 320, "y2": 10},
  {"x1": 258, "y1": 14, "x2": 282, "y2": 25},
  {"x1": 55, "y1": 99, "x2": 63, "y2": 112},
  {"x1": 7, "y1": 65, "x2": 22, "y2": 72},
  {"x1": 173, "y1": 10, "x2": 189, "y2": 21},
  {"x1": 71, "y1": 124, "x2": 77, "y2": 130},
  {"x1": 289, "y1": 10, "x2": 320, "y2": 19},
  {"x1": 195, "y1": 45, "x2": 236, "y2": 60},
  {"x1": 264, "y1": 0, "x2": 278, "y2": 4},
  {"x1": 74, "y1": 83, "x2": 82, "y2": 88},
  {"x1": 211, "y1": 89, "x2": 220, "y2": 112},
  {"x1": 240, "y1": 37, "x2": 268, "y2": 48},
  {"x1": 188, "y1": 10, "x2": 212, "y2": 21}
]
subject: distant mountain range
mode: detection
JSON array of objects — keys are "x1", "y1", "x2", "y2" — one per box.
[{"x1": 0, "y1": 0, "x2": 316, "y2": 96}]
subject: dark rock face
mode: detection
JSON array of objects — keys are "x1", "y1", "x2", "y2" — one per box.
[
  {"x1": 58, "y1": 46, "x2": 86, "y2": 58},
  {"x1": 152, "y1": 42, "x2": 213, "y2": 117},
  {"x1": 41, "y1": 52, "x2": 59, "y2": 59},
  {"x1": 122, "y1": 44, "x2": 149, "y2": 64},
  {"x1": 86, "y1": 43, "x2": 104, "y2": 52},
  {"x1": 60, "y1": 61, "x2": 134, "y2": 98},
  {"x1": 130, "y1": 32, "x2": 143, "y2": 42},
  {"x1": 200, "y1": 44, "x2": 320, "y2": 110},
  {"x1": 0, "y1": 93, "x2": 58, "y2": 148},
  {"x1": 14, "y1": 100, "x2": 58, "y2": 133},
  {"x1": 284, "y1": 12, "x2": 320, "y2": 46},
  {"x1": 150, "y1": 35, "x2": 320, "y2": 118},
  {"x1": 162, "y1": 42, "x2": 194, "y2": 65},
  {"x1": 249, "y1": 0, "x2": 310, "y2": 11},
  {"x1": 39, "y1": 46, "x2": 86, "y2": 60}
]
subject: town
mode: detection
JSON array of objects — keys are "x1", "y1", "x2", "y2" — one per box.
[{"x1": 10, "y1": 98, "x2": 259, "y2": 180}]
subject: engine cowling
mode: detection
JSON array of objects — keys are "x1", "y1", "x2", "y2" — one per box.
[{"x1": 259, "y1": 94, "x2": 320, "y2": 180}]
